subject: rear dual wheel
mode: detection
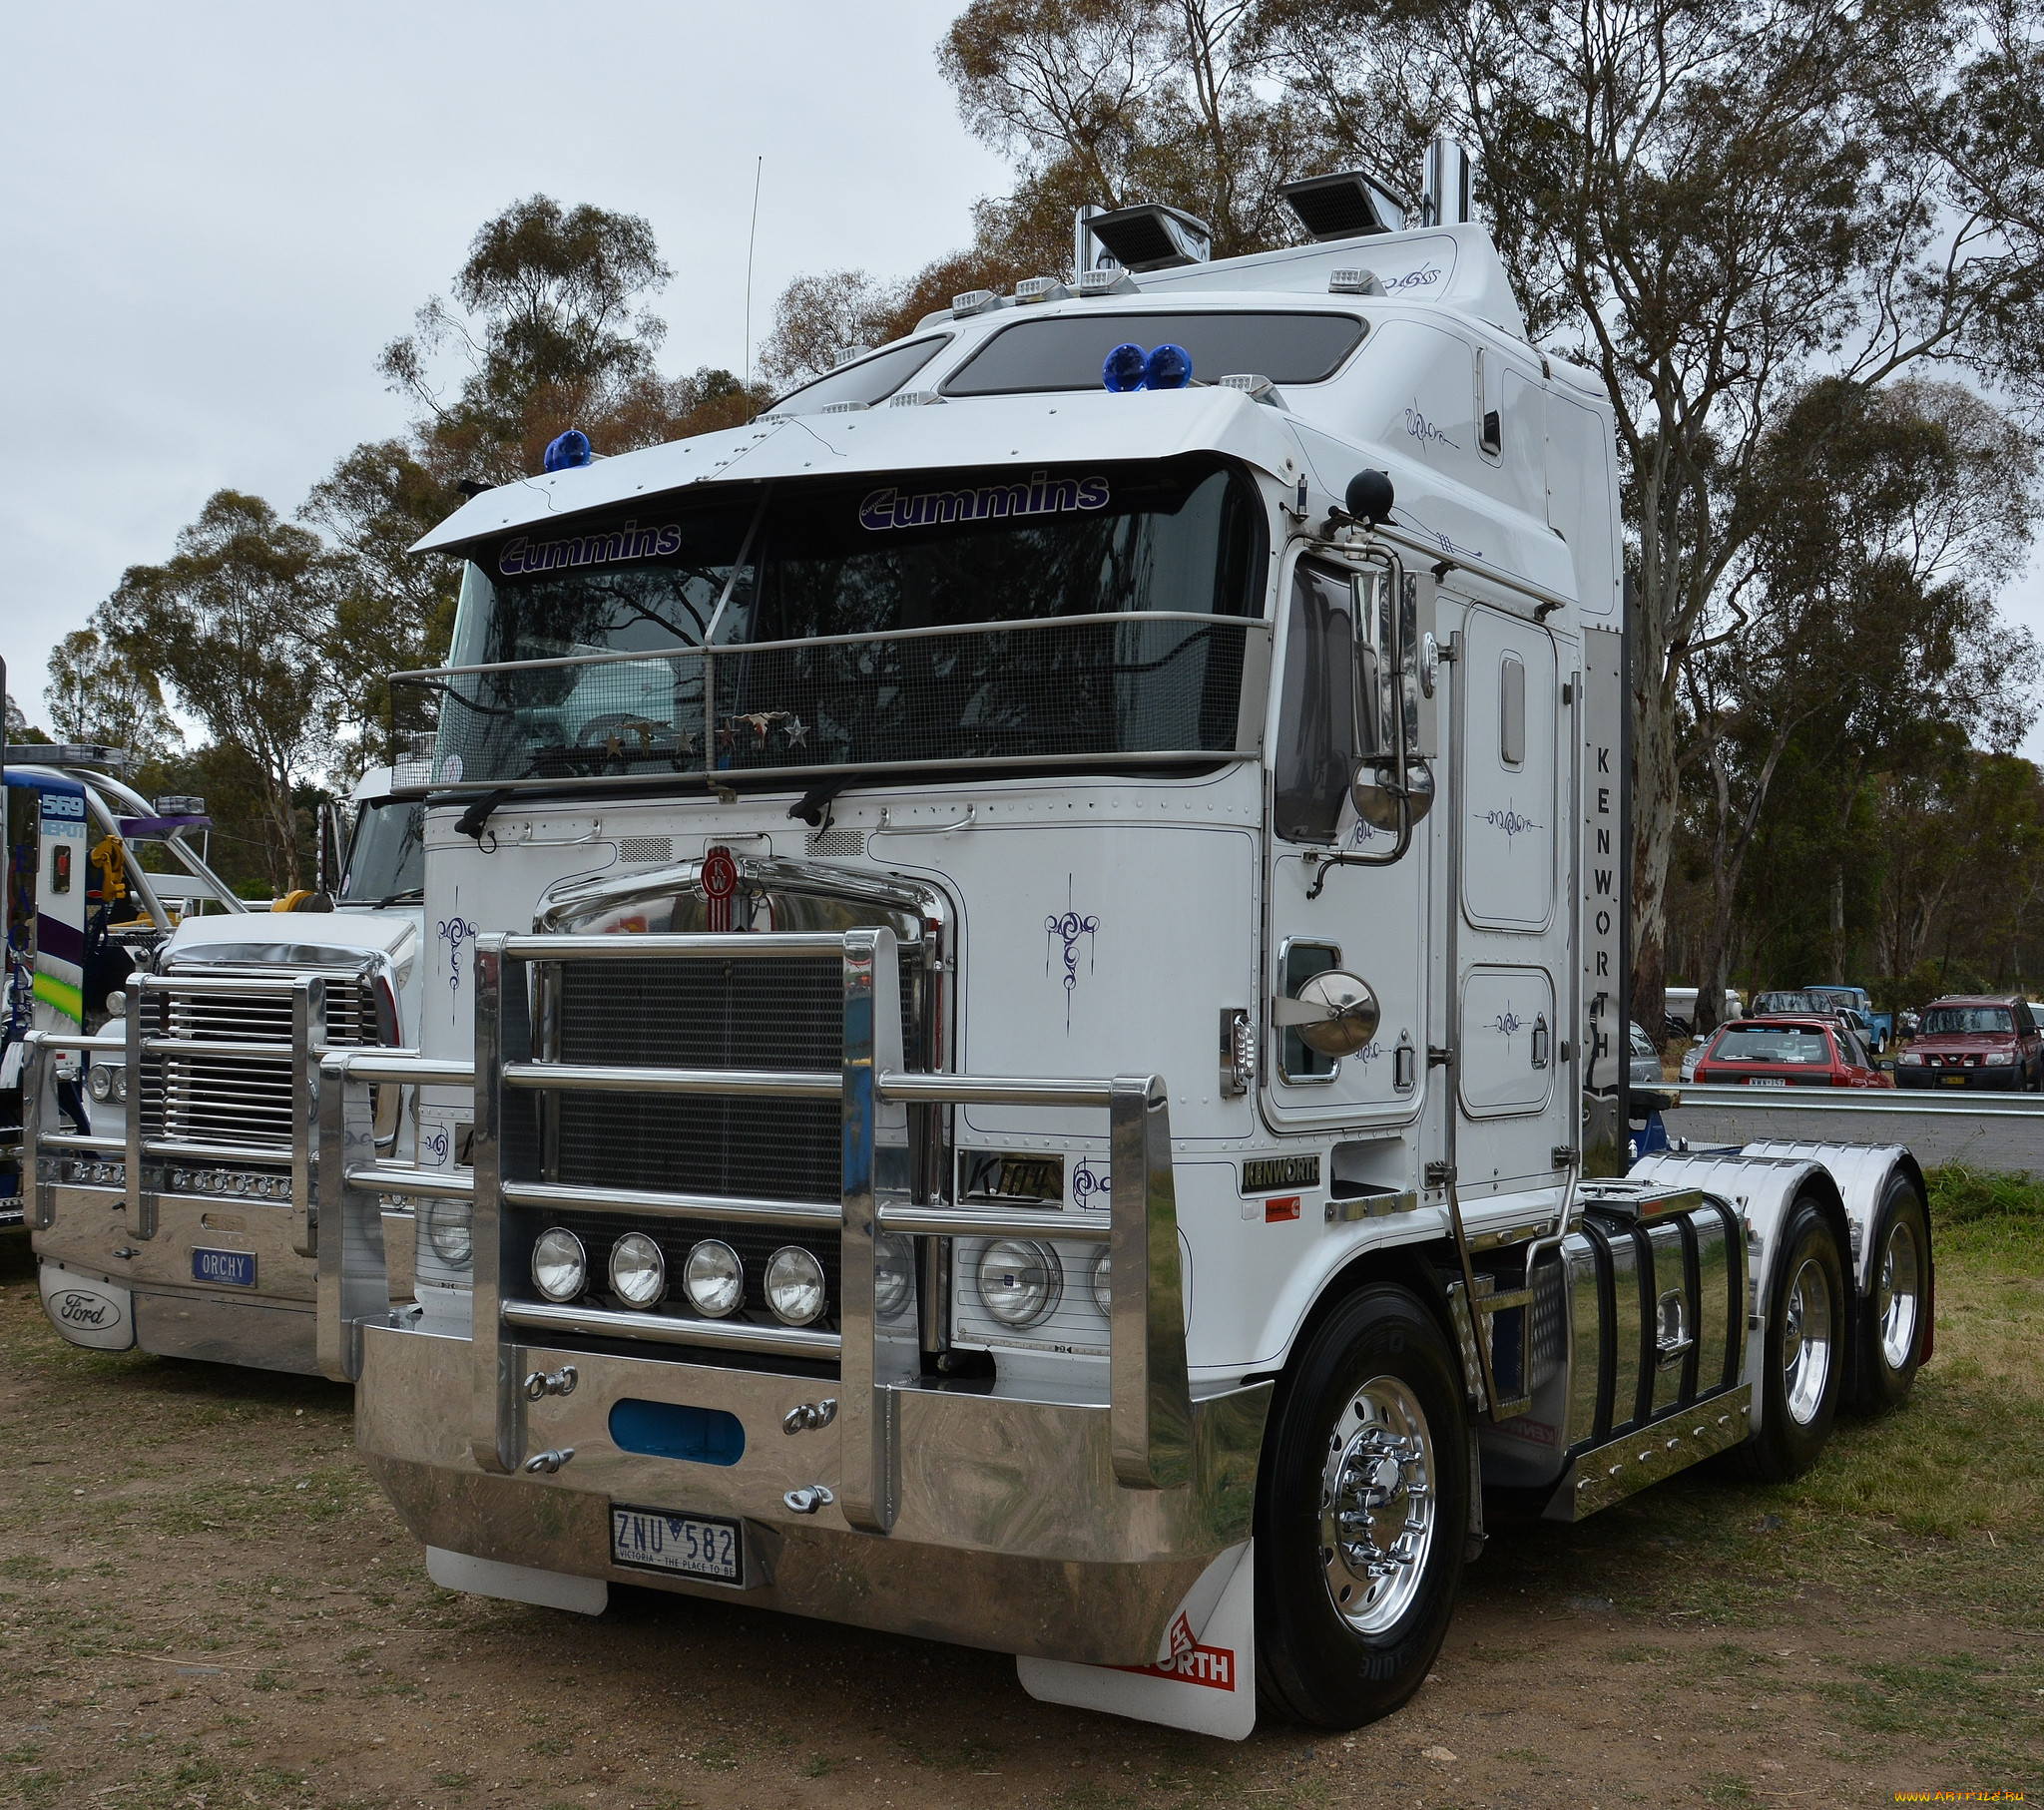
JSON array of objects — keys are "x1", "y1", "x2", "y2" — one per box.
[
  {"x1": 1255, "y1": 1286, "x2": 1468, "y2": 1728},
  {"x1": 1852, "y1": 1176, "x2": 1929, "y2": 1415}
]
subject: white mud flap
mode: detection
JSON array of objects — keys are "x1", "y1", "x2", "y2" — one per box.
[
  {"x1": 1016, "y1": 1540, "x2": 1256, "y2": 1740},
  {"x1": 425, "y1": 1547, "x2": 608, "y2": 1616},
  {"x1": 39, "y1": 1261, "x2": 136, "y2": 1352}
]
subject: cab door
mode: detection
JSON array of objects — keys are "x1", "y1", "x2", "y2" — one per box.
[
  {"x1": 1454, "y1": 601, "x2": 1570, "y2": 1198},
  {"x1": 1264, "y1": 554, "x2": 1430, "y2": 1141}
]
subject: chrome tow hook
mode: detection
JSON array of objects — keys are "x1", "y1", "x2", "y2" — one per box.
[
  {"x1": 524, "y1": 1365, "x2": 578, "y2": 1401},
  {"x1": 523, "y1": 1448, "x2": 575, "y2": 1475},
  {"x1": 781, "y1": 1398, "x2": 837, "y2": 1435},
  {"x1": 782, "y1": 1484, "x2": 835, "y2": 1514}
]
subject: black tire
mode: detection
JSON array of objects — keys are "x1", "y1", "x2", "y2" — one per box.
[
  {"x1": 1255, "y1": 1284, "x2": 1468, "y2": 1729},
  {"x1": 1850, "y1": 1175, "x2": 1930, "y2": 1415},
  {"x1": 1725, "y1": 1195, "x2": 1845, "y2": 1483}
]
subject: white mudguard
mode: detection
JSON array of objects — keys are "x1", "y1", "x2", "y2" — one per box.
[
  {"x1": 1734, "y1": 1140, "x2": 1919, "y2": 1291},
  {"x1": 39, "y1": 1259, "x2": 136, "y2": 1352},
  {"x1": 425, "y1": 1547, "x2": 608, "y2": 1616},
  {"x1": 1016, "y1": 1540, "x2": 1256, "y2": 1740}
]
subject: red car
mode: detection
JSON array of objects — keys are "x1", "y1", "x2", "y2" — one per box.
[
  {"x1": 1692, "y1": 1015, "x2": 1890, "y2": 1089},
  {"x1": 1896, "y1": 994, "x2": 2044, "y2": 1091}
]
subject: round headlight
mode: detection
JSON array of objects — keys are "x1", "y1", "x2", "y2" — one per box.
[
  {"x1": 531, "y1": 1226, "x2": 587, "y2": 1302},
  {"x1": 683, "y1": 1240, "x2": 745, "y2": 1318},
  {"x1": 765, "y1": 1245, "x2": 827, "y2": 1326},
  {"x1": 1091, "y1": 1250, "x2": 1113, "y2": 1318},
  {"x1": 609, "y1": 1232, "x2": 667, "y2": 1309},
  {"x1": 978, "y1": 1238, "x2": 1063, "y2": 1329},
  {"x1": 874, "y1": 1232, "x2": 914, "y2": 1320},
  {"x1": 426, "y1": 1198, "x2": 473, "y2": 1267},
  {"x1": 114, "y1": 1068, "x2": 129, "y2": 1103},
  {"x1": 86, "y1": 1064, "x2": 113, "y2": 1103}
]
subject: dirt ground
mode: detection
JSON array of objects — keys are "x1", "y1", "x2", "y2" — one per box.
[{"x1": 2, "y1": 1208, "x2": 2038, "y2": 1810}]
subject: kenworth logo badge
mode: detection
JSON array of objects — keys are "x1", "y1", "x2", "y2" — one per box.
[
  {"x1": 1115, "y1": 1612, "x2": 1239, "y2": 1691},
  {"x1": 858, "y1": 472, "x2": 1109, "y2": 532}
]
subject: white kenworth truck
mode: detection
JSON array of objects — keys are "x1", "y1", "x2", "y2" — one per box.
[
  {"x1": 24, "y1": 767, "x2": 424, "y2": 1373},
  {"x1": 311, "y1": 158, "x2": 1933, "y2": 1738}
]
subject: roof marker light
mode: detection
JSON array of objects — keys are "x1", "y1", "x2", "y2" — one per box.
[
  {"x1": 1102, "y1": 342, "x2": 1148, "y2": 392},
  {"x1": 1077, "y1": 267, "x2": 1140, "y2": 298},
  {"x1": 543, "y1": 429, "x2": 592, "y2": 472},
  {"x1": 1014, "y1": 275, "x2": 1071, "y2": 304},
  {"x1": 951, "y1": 288, "x2": 1007, "y2": 318},
  {"x1": 1143, "y1": 343, "x2": 1193, "y2": 390}
]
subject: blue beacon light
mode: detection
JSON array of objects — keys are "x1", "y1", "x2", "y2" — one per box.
[
  {"x1": 543, "y1": 428, "x2": 593, "y2": 473},
  {"x1": 1102, "y1": 343, "x2": 1148, "y2": 392},
  {"x1": 1143, "y1": 343, "x2": 1193, "y2": 390}
]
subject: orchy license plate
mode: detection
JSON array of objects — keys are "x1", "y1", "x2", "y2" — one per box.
[
  {"x1": 610, "y1": 1506, "x2": 743, "y2": 1584},
  {"x1": 192, "y1": 1248, "x2": 256, "y2": 1287}
]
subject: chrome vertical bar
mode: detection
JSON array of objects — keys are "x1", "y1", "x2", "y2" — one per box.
[
  {"x1": 315, "y1": 1052, "x2": 389, "y2": 1383},
  {"x1": 124, "y1": 972, "x2": 152, "y2": 1238},
  {"x1": 1109, "y1": 1075, "x2": 1193, "y2": 1490},
  {"x1": 839, "y1": 927, "x2": 908, "y2": 1534},
  {"x1": 470, "y1": 936, "x2": 519, "y2": 1475},
  {"x1": 22, "y1": 1033, "x2": 51, "y2": 1230},
  {"x1": 289, "y1": 975, "x2": 326, "y2": 1258}
]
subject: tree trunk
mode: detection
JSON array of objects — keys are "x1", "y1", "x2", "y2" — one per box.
[{"x1": 1829, "y1": 866, "x2": 1846, "y2": 984}]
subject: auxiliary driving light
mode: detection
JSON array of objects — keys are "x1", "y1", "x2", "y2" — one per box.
[
  {"x1": 87, "y1": 1064, "x2": 114, "y2": 1103},
  {"x1": 683, "y1": 1240, "x2": 745, "y2": 1318},
  {"x1": 765, "y1": 1246, "x2": 827, "y2": 1326},
  {"x1": 531, "y1": 1227, "x2": 587, "y2": 1303},
  {"x1": 426, "y1": 1198, "x2": 473, "y2": 1268},
  {"x1": 873, "y1": 1232, "x2": 914, "y2": 1320},
  {"x1": 1091, "y1": 1249, "x2": 1113, "y2": 1317},
  {"x1": 978, "y1": 1238, "x2": 1063, "y2": 1329},
  {"x1": 609, "y1": 1232, "x2": 667, "y2": 1309}
]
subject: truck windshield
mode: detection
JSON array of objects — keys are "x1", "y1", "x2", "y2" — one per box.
[
  {"x1": 417, "y1": 455, "x2": 1266, "y2": 785},
  {"x1": 340, "y1": 799, "x2": 424, "y2": 903}
]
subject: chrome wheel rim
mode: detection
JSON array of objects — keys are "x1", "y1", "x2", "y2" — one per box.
[
  {"x1": 1319, "y1": 1375, "x2": 1435, "y2": 1635},
  {"x1": 1781, "y1": 1255, "x2": 1833, "y2": 1426},
  {"x1": 1876, "y1": 1219, "x2": 1921, "y2": 1370}
]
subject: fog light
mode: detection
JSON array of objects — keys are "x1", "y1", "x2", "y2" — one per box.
[
  {"x1": 683, "y1": 1240, "x2": 745, "y2": 1318},
  {"x1": 765, "y1": 1246, "x2": 827, "y2": 1326},
  {"x1": 114, "y1": 1068, "x2": 129, "y2": 1104},
  {"x1": 978, "y1": 1238, "x2": 1062, "y2": 1328},
  {"x1": 86, "y1": 1064, "x2": 113, "y2": 1103},
  {"x1": 426, "y1": 1198, "x2": 473, "y2": 1267},
  {"x1": 531, "y1": 1227, "x2": 587, "y2": 1302},
  {"x1": 1091, "y1": 1250, "x2": 1113, "y2": 1317},
  {"x1": 609, "y1": 1232, "x2": 667, "y2": 1309},
  {"x1": 874, "y1": 1233, "x2": 914, "y2": 1320}
]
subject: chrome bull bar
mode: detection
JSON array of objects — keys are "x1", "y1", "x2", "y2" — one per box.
[
  {"x1": 23, "y1": 972, "x2": 327, "y2": 1252},
  {"x1": 317, "y1": 927, "x2": 1195, "y2": 1532}
]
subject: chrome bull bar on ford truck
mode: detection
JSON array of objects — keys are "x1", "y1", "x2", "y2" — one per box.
[{"x1": 321, "y1": 929, "x2": 1270, "y2": 1663}]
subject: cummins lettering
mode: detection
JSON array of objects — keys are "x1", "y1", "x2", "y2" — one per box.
[
  {"x1": 858, "y1": 472, "x2": 1110, "y2": 532},
  {"x1": 499, "y1": 520, "x2": 686, "y2": 577}
]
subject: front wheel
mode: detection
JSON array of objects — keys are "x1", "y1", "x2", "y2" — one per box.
[
  {"x1": 1255, "y1": 1285, "x2": 1468, "y2": 1728},
  {"x1": 1851, "y1": 1177, "x2": 1929, "y2": 1415},
  {"x1": 1727, "y1": 1195, "x2": 1844, "y2": 1483}
]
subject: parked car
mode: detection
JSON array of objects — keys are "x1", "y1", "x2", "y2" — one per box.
[
  {"x1": 1690, "y1": 1014, "x2": 1891, "y2": 1089},
  {"x1": 1661, "y1": 986, "x2": 1744, "y2": 1037},
  {"x1": 1895, "y1": 995, "x2": 2044, "y2": 1090},
  {"x1": 1629, "y1": 1020, "x2": 1664, "y2": 1088},
  {"x1": 1750, "y1": 989, "x2": 1829, "y2": 1016},
  {"x1": 1801, "y1": 984, "x2": 1893, "y2": 1051}
]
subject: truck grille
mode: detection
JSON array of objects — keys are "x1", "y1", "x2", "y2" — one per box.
[
  {"x1": 138, "y1": 975, "x2": 379, "y2": 1152},
  {"x1": 546, "y1": 951, "x2": 923, "y2": 1205}
]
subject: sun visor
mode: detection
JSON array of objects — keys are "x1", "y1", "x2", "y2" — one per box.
[{"x1": 409, "y1": 387, "x2": 1299, "y2": 557}]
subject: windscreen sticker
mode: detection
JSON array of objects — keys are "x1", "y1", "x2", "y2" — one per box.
[
  {"x1": 499, "y1": 520, "x2": 686, "y2": 577},
  {"x1": 858, "y1": 472, "x2": 1108, "y2": 532}
]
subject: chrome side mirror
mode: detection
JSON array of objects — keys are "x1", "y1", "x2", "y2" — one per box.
[
  {"x1": 1351, "y1": 758, "x2": 1435, "y2": 832},
  {"x1": 1273, "y1": 970, "x2": 1380, "y2": 1058}
]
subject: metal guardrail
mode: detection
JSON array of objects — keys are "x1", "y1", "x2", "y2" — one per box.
[
  {"x1": 22, "y1": 974, "x2": 325, "y2": 1250},
  {"x1": 316, "y1": 927, "x2": 1194, "y2": 1530},
  {"x1": 1672, "y1": 1082, "x2": 2044, "y2": 1119}
]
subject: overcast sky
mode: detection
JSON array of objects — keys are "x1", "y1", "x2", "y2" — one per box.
[{"x1": 5, "y1": 2, "x2": 2043, "y2": 761}]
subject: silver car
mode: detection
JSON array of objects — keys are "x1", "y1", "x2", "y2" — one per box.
[{"x1": 1630, "y1": 1020, "x2": 1664, "y2": 1087}]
